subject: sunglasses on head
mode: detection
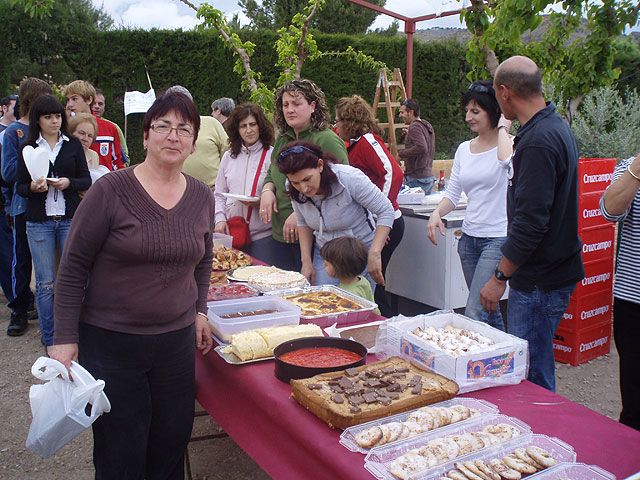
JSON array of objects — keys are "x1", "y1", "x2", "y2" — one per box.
[
  {"x1": 469, "y1": 83, "x2": 491, "y2": 94},
  {"x1": 277, "y1": 145, "x2": 319, "y2": 163}
]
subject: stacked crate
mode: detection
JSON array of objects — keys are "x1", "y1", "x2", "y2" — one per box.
[{"x1": 553, "y1": 158, "x2": 617, "y2": 366}]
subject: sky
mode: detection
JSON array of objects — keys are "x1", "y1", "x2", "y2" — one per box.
[{"x1": 94, "y1": 0, "x2": 471, "y2": 31}]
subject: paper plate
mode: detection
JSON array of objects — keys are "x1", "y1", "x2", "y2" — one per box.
[
  {"x1": 23, "y1": 145, "x2": 50, "y2": 181},
  {"x1": 221, "y1": 192, "x2": 259, "y2": 202}
]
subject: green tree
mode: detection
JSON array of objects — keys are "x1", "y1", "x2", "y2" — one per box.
[
  {"x1": 0, "y1": 0, "x2": 113, "y2": 93},
  {"x1": 241, "y1": 0, "x2": 385, "y2": 34},
  {"x1": 461, "y1": 0, "x2": 640, "y2": 119}
]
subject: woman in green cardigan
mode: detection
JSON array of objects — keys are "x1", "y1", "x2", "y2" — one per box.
[{"x1": 259, "y1": 79, "x2": 348, "y2": 271}]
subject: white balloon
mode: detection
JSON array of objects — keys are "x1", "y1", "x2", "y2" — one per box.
[{"x1": 23, "y1": 146, "x2": 50, "y2": 182}]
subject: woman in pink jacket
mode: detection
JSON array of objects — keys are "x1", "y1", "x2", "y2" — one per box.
[{"x1": 214, "y1": 103, "x2": 277, "y2": 258}]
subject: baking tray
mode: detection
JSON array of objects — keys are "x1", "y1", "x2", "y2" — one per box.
[
  {"x1": 214, "y1": 345, "x2": 274, "y2": 365},
  {"x1": 364, "y1": 413, "x2": 532, "y2": 480},
  {"x1": 340, "y1": 397, "x2": 499, "y2": 454},
  {"x1": 527, "y1": 462, "x2": 615, "y2": 480},
  {"x1": 265, "y1": 285, "x2": 377, "y2": 328}
]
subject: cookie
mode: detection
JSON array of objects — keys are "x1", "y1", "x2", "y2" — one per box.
[
  {"x1": 404, "y1": 421, "x2": 423, "y2": 437},
  {"x1": 514, "y1": 447, "x2": 545, "y2": 469},
  {"x1": 489, "y1": 459, "x2": 522, "y2": 480},
  {"x1": 354, "y1": 425, "x2": 382, "y2": 448},
  {"x1": 453, "y1": 461, "x2": 484, "y2": 480},
  {"x1": 379, "y1": 424, "x2": 392, "y2": 444},
  {"x1": 399, "y1": 423, "x2": 411, "y2": 440},
  {"x1": 388, "y1": 451, "x2": 431, "y2": 480},
  {"x1": 526, "y1": 446, "x2": 558, "y2": 468},
  {"x1": 446, "y1": 470, "x2": 468, "y2": 480},
  {"x1": 503, "y1": 454, "x2": 538, "y2": 474},
  {"x1": 465, "y1": 432, "x2": 486, "y2": 451},
  {"x1": 451, "y1": 434, "x2": 474, "y2": 456},
  {"x1": 407, "y1": 410, "x2": 435, "y2": 430},
  {"x1": 428, "y1": 437, "x2": 459, "y2": 460},
  {"x1": 483, "y1": 423, "x2": 521, "y2": 441},
  {"x1": 437, "y1": 406, "x2": 453, "y2": 426},
  {"x1": 463, "y1": 461, "x2": 492, "y2": 480},
  {"x1": 474, "y1": 460, "x2": 501, "y2": 480},
  {"x1": 423, "y1": 444, "x2": 449, "y2": 463},
  {"x1": 386, "y1": 422, "x2": 404, "y2": 443}
]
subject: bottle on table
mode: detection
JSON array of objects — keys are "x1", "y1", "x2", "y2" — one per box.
[{"x1": 437, "y1": 170, "x2": 446, "y2": 192}]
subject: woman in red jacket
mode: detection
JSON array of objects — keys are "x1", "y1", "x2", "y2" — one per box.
[{"x1": 335, "y1": 95, "x2": 404, "y2": 316}]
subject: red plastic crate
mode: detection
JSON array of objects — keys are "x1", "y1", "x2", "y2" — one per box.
[
  {"x1": 578, "y1": 158, "x2": 616, "y2": 195},
  {"x1": 554, "y1": 321, "x2": 611, "y2": 366},
  {"x1": 559, "y1": 289, "x2": 613, "y2": 332},
  {"x1": 578, "y1": 192, "x2": 611, "y2": 231},
  {"x1": 579, "y1": 225, "x2": 615, "y2": 264},
  {"x1": 573, "y1": 257, "x2": 614, "y2": 298}
]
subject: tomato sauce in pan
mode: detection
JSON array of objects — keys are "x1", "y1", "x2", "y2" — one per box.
[{"x1": 279, "y1": 347, "x2": 362, "y2": 367}]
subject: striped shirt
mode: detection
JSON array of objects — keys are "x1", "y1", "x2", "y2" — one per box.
[{"x1": 600, "y1": 157, "x2": 640, "y2": 304}]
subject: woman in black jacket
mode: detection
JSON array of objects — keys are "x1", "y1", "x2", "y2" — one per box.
[{"x1": 16, "y1": 94, "x2": 91, "y2": 347}]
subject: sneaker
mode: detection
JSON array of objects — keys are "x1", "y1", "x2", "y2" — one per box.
[{"x1": 7, "y1": 312, "x2": 28, "y2": 336}]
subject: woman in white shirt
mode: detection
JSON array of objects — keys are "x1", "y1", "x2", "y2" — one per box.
[{"x1": 427, "y1": 80, "x2": 512, "y2": 330}]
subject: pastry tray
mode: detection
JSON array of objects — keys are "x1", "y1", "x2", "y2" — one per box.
[
  {"x1": 527, "y1": 462, "x2": 615, "y2": 480},
  {"x1": 214, "y1": 345, "x2": 274, "y2": 365},
  {"x1": 340, "y1": 397, "x2": 499, "y2": 454},
  {"x1": 265, "y1": 285, "x2": 378, "y2": 328},
  {"x1": 364, "y1": 413, "x2": 533, "y2": 480}
]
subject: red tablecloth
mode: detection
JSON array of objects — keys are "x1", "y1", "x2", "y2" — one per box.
[{"x1": 196, "y1": 345, "x2": 640, "y2": 479}]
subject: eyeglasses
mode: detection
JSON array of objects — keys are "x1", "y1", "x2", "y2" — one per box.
[
  {"x1": 150, "y1": 123, "x2": 194, "y2": 137},
  {"x1": 469, "y1": 83, "x2": 490, "y2": 94},
  {"x1": 277, "y1": 145, "x2": 319, "y2": 163}
]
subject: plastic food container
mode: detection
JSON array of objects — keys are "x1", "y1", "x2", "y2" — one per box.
[
  {"x1": 207, "y1": 296, "x2": 301, "y2": 343},
  {"x1": 527, "y1": 462, "x2": 614, "y2": 480},
  {"x1": 207, "y1": 283, "x2": 259, "y2": 302},
  {"x1": 266, "y1": 285, "x2": 378, "y2": 328},
  {"x1": 364, "y1": 413, "x2": 532, "y2": 480},
  {"x1": 212, "y1": 232, "x2": 233, "y2": 249},
  {"x1": 340, "y1": 397, "x2": 499, "y2": 454},
  {"x1": 377, "y1": 311, "x2": 529, "y2": 393}
]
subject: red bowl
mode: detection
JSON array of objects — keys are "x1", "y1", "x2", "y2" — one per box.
[{"x1": 273, "y1": 336, "x2": 367, "y2": 383}]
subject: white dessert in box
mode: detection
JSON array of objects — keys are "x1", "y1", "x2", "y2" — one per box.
[{"x1": 382, "y1": 311, "x2": 528, "y2": 393}]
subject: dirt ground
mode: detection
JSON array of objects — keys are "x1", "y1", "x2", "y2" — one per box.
[{"x1": 0, "y1": 294, "x2": 621, "y2": 480}]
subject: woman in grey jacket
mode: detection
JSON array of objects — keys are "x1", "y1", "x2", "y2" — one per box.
[{"x1": 277, "y1": 140, "x2": 394, "y2": 287}]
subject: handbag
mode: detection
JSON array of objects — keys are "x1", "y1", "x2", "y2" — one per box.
[{"x1": 227, "y1": 148, "x2": 268, "y2": 249}]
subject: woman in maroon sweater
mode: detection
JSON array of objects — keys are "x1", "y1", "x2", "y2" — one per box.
[{"x1": 49, "y1": 91, "x2": 214, "y2": 479}]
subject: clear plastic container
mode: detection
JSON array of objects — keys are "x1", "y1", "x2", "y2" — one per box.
[
  {"x1": 207, "y1": 296, "x2": 301, "y2": 343},
  {"x1": 364, "y1": 413, "x2": 532, "y2": 480},
  {"x1": 207, "y1": 283, "x2": 259, "y2": 302},
  {"x1": 212, "y1": 232, "x2": 233, "y2": 249},
  {"x1": 528, "y1": 462, "x2": 615, "y2": 480},
  {"x1": 340, "y1": 398, "x2": 499, "y2": 454},
  {"x1": 266, "y1": 285, "x2": 378, "y2": 328}
]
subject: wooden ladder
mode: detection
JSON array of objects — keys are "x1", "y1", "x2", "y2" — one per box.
[{"x1": 372, "y1": 67, "x2": 407, "y2": 160}]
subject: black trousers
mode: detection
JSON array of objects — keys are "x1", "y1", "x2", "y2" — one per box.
[
  {"x1": 7, "y1": 213, "x2": 34, "y2": 314},
  {"x1": 613, "y1": 297, "x2": 640, "y2": 431},
  {"x1": 79, "y1": 323, "x2": 196, "y2": 480},
  {"x1": 375, "y1": 215, "x2": 405, "y2": 317}
]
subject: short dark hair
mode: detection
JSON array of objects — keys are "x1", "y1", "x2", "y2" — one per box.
[
  {"x1": 1, "y1": 94, "x2": 18, "y2": 109},
  {"x1": 461, "y1": 80, "x2": 502, "y2": 128},
  {"x1": 494, "y1": 64, "x2": 542, "y2": 98},
  {"x1": 18, "y1": 78, "x2": 52, "y2": 118},
  {"x1": 225, "y1": 103, "x2": 274, "y2": 157},
  {"x1": 401, "y1": 98, "x2": 420, "y2": 117},
  {"x1": 276, "y1": 140, "x2": 338, "y2": 204},
  {"x1": 320, "y1": 236, "x2": 368, "y2": 279},
  {"x1": 143, "y1": 91, "x2": 201, "y2": 145},
  {"x1": 26, "y1": 94, "x2": 68, "y2": 145},
  {"x1": 94, "y1": 88, "x2": 105, "y2": 98}
]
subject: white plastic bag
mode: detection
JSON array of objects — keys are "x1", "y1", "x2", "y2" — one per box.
[{"x1": 26, "y1": 357, "x2": 111, "y2": 458}]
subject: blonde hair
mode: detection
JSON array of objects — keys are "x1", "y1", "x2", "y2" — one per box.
[
  {"x1": 65, "y1": 80, "x2": 96, "y2": 107},
  {"x1": 335, "y1": 95, "x2": 382, "y2": 140},
  {"x1": 67, "y1": 112, "x2": 98, "y2": 141}
]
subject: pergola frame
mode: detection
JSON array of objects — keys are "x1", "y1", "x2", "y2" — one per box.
[{"x1": 344, "y1": 0, "x2": 469, "y2": 97}]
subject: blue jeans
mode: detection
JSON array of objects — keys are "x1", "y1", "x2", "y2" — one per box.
[
  {"x1": 8, "y1": 213, "x2": 34, "y2": 314},
  {"x1": 257, "y1": 238, "x2": 303, "y2": 272},
  {"x1": 26, "y1": 219, "x2": 71, "y2": 346},
  {"x1": 405, "y1": 175, "x2": 436, "y2": 195},
  {"x1": 457, "y1": 233, "x2": 506, "y2": 330},
  {"x1": 507, "y1": 284, "x2": 576, "y2": 392}
]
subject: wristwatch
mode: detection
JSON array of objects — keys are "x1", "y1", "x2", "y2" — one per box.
[{"x1": 494, "y1": 268, "x2": 511, "y2": 281}]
